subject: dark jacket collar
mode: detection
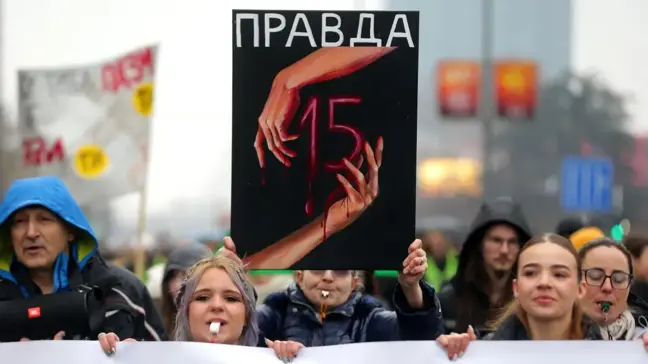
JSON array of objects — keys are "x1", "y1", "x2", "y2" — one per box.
[{"x1": 488, "y1": 314, "x2": 602, "y2": 340}]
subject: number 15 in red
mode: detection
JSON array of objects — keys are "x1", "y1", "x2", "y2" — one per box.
[{"x1": 299, "y1": 96, "x2": 364, "y2": 216}]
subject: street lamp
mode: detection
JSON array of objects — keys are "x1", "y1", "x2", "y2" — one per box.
[{"x1": 480, "y1": 0, "x2": 495, "y2": 198}]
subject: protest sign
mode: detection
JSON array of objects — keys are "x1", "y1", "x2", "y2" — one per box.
[
  {"x1": 15, "y1": 45, "x2": 157, "y2": 205},
  {"x1": 0, "y1": 340, "x2": 645, "y2": 364},
  {"x1": 231, "y1": 10, "x2": 420, "y2": 270}
]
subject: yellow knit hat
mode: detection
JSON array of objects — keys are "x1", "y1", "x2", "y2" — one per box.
[{"x1": 569, "y1": 226, "x2": 605, "y2": 250}]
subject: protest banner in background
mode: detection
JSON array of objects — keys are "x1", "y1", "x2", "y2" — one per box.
[
  {"x1": 15, "y1": 45, "x2": 157, "y2": 205},
  {"x1": 0, "y1": 340, "x2": 645, "y2": 364},
  {"x1": 437, "y1": 60, "x2": 480, "y2": 118},
  {"x1": 231, "y1": 10, "x2": 420, "y2": 270},
  {"x1": 494, "y1": 59, "x2": 538, "y2": 119}
]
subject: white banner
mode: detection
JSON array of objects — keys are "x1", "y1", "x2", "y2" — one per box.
[
  {"x1": 0, "y1": 340, "x2": 645, "y2": 364},
  {"x1": 16, "y1": 45, "x2": 158, "y2": 204}
]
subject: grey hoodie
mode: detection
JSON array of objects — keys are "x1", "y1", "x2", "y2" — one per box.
[{"x1": 163, "y1": 242, "x2": 213, "y2": 281}]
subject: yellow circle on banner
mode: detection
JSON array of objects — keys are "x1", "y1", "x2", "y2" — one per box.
[
  {"x1": 133, "y1": 82, "x2": 154, "y2": 116},
  {"x1": 73, "y1": 144, "x2": 109, "y2": 179}
]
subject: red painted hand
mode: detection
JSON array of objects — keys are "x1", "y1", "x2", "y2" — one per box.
[
  {"x1": 254, "y1": 70, "x2": 301, "y2": 168},
  {"x1": 324, "y1": 137, "x2": 383, "y2": 235}
]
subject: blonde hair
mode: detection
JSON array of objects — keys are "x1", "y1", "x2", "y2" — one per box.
[
  {"x1": 173, "y1": 255, "x2": 258, "y2": 345},
  {"x1": 490, "y1": 233, "x2": 585, "y2": 339}
]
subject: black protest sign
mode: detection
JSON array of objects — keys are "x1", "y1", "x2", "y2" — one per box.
[{"x1": 231, "y1": 10, "x2": 419, "y2": 270}]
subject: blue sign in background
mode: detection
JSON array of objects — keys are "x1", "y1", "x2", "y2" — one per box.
[{"x1": 560, "y1": 156, "x2": 614, "y2": 212}]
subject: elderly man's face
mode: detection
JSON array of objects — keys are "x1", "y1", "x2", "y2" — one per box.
[{"x1": 10, "y1": 206, "x2": 72, "y2": 270}]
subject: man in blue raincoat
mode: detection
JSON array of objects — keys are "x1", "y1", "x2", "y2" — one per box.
[{"x1": 0, "y1": 176, "x2": 167, "y2": 341}]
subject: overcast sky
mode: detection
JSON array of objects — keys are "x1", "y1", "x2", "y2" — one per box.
[{"x1": 2, "y1": 0, "x2": 646, "y2": 239}]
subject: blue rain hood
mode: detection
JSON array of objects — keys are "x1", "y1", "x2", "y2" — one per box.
[{"x1": 0, "y1": 176, "x2": 98, "y2": 295}]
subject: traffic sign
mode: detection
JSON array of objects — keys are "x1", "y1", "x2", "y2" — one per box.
[{"x1": 560, "y1": 156, "x2": 614, "y2": 212}]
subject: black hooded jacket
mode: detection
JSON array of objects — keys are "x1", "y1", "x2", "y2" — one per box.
[
  {"x1": 629, "y1": 289, "x2": 648, "y2": 326},
  {"x1": 438, "y1": 197, "x2": 532, "y2": 335}
]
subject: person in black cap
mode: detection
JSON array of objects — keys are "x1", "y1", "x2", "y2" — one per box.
[{"x1": 555, "y1": 215, "x2": 589, "y2": 238}]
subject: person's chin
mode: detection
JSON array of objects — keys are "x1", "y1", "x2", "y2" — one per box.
[
  {"x1": 21, "y1": 258, "x2": 51, "y2": 270},
  {"x1": 529, "y1": 311, "x2": 563, "y2": 321},
  {"x1": 527, "y1": 305, "x2": 565, "y2": 320},
  {"x1": 585, "y1": 310, "x2": 606, "y2": 323},
  {"x1": 494, "y1": 263, "x2": 514, "y2": 272},
  {"x1": 198, "y1": 334, "x2": 226, "y2": 344}
]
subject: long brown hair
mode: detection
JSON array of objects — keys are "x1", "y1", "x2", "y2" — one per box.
[
  {"x1": 490, "y1": 233, "x2": 585, "y2": 339},
  {"x1": 455, "y1": 226, "x2": 518, "y2": 332},
  {"x1": 161, "y1": 271, "x2": 180, "y2": 335}
]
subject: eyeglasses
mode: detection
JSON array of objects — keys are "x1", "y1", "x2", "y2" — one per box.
[{"x1": 582, "y1": 268, "x2": 633, "y2": 289}]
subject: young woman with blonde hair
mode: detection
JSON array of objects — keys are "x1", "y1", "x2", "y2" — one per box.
[{"x1": 98, "y1": 255, "x2": 304, "y2": 361}]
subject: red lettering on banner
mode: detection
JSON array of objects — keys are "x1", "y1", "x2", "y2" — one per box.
[
  {"x1": 101, "y1": 47, "x2": 154, "y2": 92},
  {"x1": 22, "y1": 137, "x2": 66, "y2": 166}
]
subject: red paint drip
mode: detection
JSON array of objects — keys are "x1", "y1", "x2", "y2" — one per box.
[
  {"x1": 346, "y1": 198, "x2": 350, "y2": 218},
  {"x1": 301, "y1": 97, "x2": 319, "y2": 217},
  {"x1": 322, "y1": 186, "x2": 346, "y2": 242},
  {"x1": 305, "y1": 184, "x2": 313, "y2": 216}
]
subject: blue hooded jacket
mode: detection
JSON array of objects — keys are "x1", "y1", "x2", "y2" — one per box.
[
  {"x1": 0, "y1": 176, "x2": 167, "y2": 341},
  {"x1": 0, "y1": 176, "x2": 99, "y2": 296}
]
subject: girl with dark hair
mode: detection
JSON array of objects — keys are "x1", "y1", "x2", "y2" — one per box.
[
  {"x1": 578, "y1": 238, "x2": 648, "y2": 340},
  {"x1": 97, "y1": 255, "x2": 305, "y2": 361},
  {"x1": 437, "y1": 234, "x2": 603, "y2": 359}
]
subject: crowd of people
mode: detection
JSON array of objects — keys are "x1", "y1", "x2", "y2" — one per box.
[{"x1": 0, "y1": 176, "x2": 646, "y2": 361}]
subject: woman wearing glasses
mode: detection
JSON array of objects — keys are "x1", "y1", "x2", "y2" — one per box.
[{"x1": 578, "y1": 238, "x2": 648, "y2": 340}]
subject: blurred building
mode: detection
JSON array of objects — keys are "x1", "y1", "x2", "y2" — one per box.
[{"x1": 376, "y1": 0, "x2": 573, "y2": 224}]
